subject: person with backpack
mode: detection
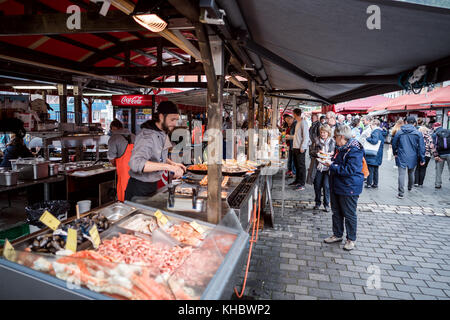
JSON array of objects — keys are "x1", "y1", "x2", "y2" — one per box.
[
  {"x1": 432, "y1": 122, "x2": 450, "y2": 189},
  {"x1": 364, "y1": 119, "x2": 387, "y2": 189},
  {"x1": 414, "y1": 126, "x2": 434, "y2": 187},
  {"x1": 391, "y1": 116, "x2": 425, "y2": 199},
  {"x1": 108, "y1": 119, "x2": 136, "y2": 202}
]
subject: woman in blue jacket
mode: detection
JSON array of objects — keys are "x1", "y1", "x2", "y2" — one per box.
[
  {"x1": 322, "y1": 125, "x2": 364, "y2": 251},
  {"x1": 365, "y1": 119, "x2": 387, "y2": 188}
]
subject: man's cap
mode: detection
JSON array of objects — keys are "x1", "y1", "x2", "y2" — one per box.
[
  {"x1": 406, "y1": 116, "x2": 416, "y2": 124},
  {"x1": 155, "y1": 101, "x2": 179, "y2": 114}
]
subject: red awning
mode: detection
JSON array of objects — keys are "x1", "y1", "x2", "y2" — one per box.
[{"x1": 334, "y1": 95, "x2": 390, "y2": 113}]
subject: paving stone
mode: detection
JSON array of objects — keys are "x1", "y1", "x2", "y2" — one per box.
[
  {"x1": 272, "y1": 291, "x2": 295, "y2": 300},
  {"x1": 395, "y1": 284, "x2": 421, "y2": 294},
  {"x1": 286, "y1": 285, "x2": 308, "y2": 295},
  {"x1": 402, "y1": 278, "x2": 428, "y2": 287},
  {"x1": 280, "y1": 252, "x2": 297, "y2": 259},
  {"x1": 330, "y1": 291, "x2": 355, "y2": 300},
  {"x1": 386, "y1": 290, "x2": 413, "y2": 300},
  {"x1": 289, "y1": 259, "x2": 307, "y2": 266},
  {"x1": 419, "y1": 287, "x2": 448, "y2": 297},
  {"x1": 297, "y1": 279, "x2": 319, "y2": 288},
  {"x1": 425, "y1": 281, "x2": 450, "y2": 290},
  {"x1": 387, "y1": 270, "x2": 411, "y2": 278},
  {"x1": 318, "y1": 281, "x2": 341, "y2": 291},
  {"x1": 411, "y1": 294, "x2": 438, "y2": 300},
  {"x1": 280, "y1": 263, "x2": 298, "y2": 271},
  {"x1": 294, "y1": 294, "x2": 318, "y2": 300},
  {"x1": 340, "y1": 284, "x2": 365, "y2": 294},
  {"x1": 354, "y1": 293, "x2": 379, "y2": 300},
  {"x1": 308, "y1": 288, "x2": 332, "y2": 299},
  {"x1": 309, "y1": 273, "x2": 330, "y2": 282}
]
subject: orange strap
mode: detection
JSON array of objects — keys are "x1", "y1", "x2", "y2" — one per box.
[{"x1": 115, "y1": 143, "x2": 134, "y2": 202}]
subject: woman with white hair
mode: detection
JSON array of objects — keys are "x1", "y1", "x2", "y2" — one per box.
[{"x1": 322, "y1": 125, "x2": 364, "y2": 251}]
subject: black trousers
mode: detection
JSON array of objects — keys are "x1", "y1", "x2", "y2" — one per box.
[
  {"x1": 292, "y1": 148, "x2": 306, "y2": 186},
  {"x1": 414, "y1": 156, "x2": 431, "y2": 186},
  {"x1": 125, "y1": 177, "x2": 158, "y2": 201}
]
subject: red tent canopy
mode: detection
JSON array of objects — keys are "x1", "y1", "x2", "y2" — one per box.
[
  {"x1": 406, "y1": 86, "x2": 450, "y2": 110},
  {"x1": 335, "y1": 95, "x2": 390, "y2": 114}
]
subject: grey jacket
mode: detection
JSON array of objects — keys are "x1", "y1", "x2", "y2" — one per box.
[
  {"x1": 107, "y1": 129, "x2": 135, "y2": 160},
  {"x1": 128, "y1": 126, "x2": 172, "y2": 182}
]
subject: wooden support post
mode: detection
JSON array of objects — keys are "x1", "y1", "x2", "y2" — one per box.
[
  {"x1": 248, "y1": 79, "x2": 255, "y2": 161},
  {"x1": 196, "y1": 22, "x2": 223, "y2": 224},
  {"x1": 258, "y1": 89, "x2": 264, "y2": 129},
  {"x1": 74, "y1": 83, "x2": 82, "y2": 126},
  {"x1": 206, "y1": 76, "x2": 224, "y2": 225},
  {"x1": 232, "y1": 93, "x2": 237, "y2": 159},
  {"x1": 272, "y1": 97, "x2": 279, "y2": 129},
  {"x1": 58, "y1": 84, "x2": 68, "y2": 163}
]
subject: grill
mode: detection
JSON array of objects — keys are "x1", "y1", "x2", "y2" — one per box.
[{"x1": 227, "y1": 173, "x2": 260, "y2": 232}]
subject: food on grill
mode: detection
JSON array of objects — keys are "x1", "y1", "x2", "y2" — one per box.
[
  {"x1": 221, "y1": 176, "x2": 229, "y2": 188},
  {"x1": 198, "y1": 191, "x2": 227, "y2": 199},
  {"x1": 199, "y1": 175, "x2": 208, "y2": 186},
  {"x1": 187, "y1": 164, "x2": 208, "y2": 171}
]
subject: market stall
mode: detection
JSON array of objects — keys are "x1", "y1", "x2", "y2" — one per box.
[{"x1": 0, "y1": 201, "x2": 249, "y2": 300}]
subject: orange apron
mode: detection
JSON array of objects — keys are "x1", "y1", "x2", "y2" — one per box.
[{"x1": 115, "y1": 143, "x2": 134, "y2": 202}]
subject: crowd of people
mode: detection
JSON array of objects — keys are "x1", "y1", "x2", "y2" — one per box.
[{"x1": 281, "y1": 110, "x2": 450, "y2": 251}]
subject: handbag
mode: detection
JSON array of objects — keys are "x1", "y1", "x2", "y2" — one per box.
[
  {"x1": 362, "y1": 157, "x2": 370, "y2": 178},
  {"x1": 363, "y1": 139, "x2": 381, "y2": 157}
]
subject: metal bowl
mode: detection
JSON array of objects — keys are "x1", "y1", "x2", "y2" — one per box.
[{"x1": 98, "y1": 203, "x2": 135, "y2": 222}]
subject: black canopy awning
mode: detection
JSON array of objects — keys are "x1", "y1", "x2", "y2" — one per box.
[{"x1": 220, "y1": 0, "x2": 450, "y2": 103}]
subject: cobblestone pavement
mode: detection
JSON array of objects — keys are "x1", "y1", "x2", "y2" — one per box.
[{"x1": 235, "y1": 147, "x2": 450, "y2": 300}]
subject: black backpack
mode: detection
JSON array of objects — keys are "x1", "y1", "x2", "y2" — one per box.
[{"x1": 435, "y1": 129, "x2": 450, "y2": 152}]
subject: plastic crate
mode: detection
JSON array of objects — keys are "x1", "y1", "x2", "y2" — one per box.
[{"x1": 0, "y1": 223, "x2": 30, "y2": 246}]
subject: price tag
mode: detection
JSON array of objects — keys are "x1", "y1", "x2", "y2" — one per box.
[
  {"x1": 66, "y1": 228, "x2": 77, "y2": 253},
  {"x1": 89, "y1": 225, "x2": 101, "y2": 249},
  {"x1": 190, "y1": 221, "x2": 206, "y2": 235},
  {"x1": 154, "y1": 210, "x2": 169, "y2": 226},
  {"x1": 3, "y1": 239, "x2": 16, "y2": 262},
  {"x1": 39, "y1": 210, "x2": 61, "y2": 231}
]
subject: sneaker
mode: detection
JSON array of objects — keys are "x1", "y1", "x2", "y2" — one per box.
[
  {"x1": 343, "y1": 240, "x2": 356, "y2": 251},
  {"x1": 324, "y1": 235, "x2": 343, "y2": 243},
  {"x1": 313, "y1": 205, "x2": 320, "y2": 210},
  {"x1": 408, "y1": 187, "x2": 412, "y2": 191},
  {"x1": 397, "y1": 194, "x2": 404, "y2": 199},
  {"x1": 364, "y1": 184, "x2": 371, "y2": 189},
  {"x1": 323, "y1": 206, "x2": 330, "y2": 212},
  {"x1": 295, "y1": 185, "x2": 305, "y2": 191},
  {"x1": 435, "y1": 185, "x2": 442, "y2": 189},
  {"x1": 371, "y1": 185, "x2": 378, "y2": 189},
  {"x1": 414, "y1": 183, "x2": 419, "y2": 187}
]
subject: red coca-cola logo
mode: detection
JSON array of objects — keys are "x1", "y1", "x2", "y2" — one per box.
[{"x1": 120, "y1": 96, "x2": 143, "y2": 105}]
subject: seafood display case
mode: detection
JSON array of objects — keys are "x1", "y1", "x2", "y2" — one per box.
[{"x1": 0, "y1": 201, "x2": 249, "y2": 300}]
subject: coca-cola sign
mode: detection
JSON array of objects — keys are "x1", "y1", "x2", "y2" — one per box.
[{"x1": 112, "y1": 95, "x2": 153, "y2": 106}]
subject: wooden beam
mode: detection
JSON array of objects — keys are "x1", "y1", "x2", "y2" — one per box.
[
  {"x1": 136, "y1": 81, "x2": 207, "y2": 88},
  {"x1": 83, "y1": 38, "x2": 176, "y2": 65},
  {"x1": 91, "y1": 62, "x2": 204, "y2": 76},
  {"x1": 0, "y1": 12, "x2": 148, "y2": 36}
]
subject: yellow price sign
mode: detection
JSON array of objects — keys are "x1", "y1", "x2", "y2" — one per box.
[
  {"x1": 66, "y1": 228, "x2": 77, "y2": 253},
  {"x1": 89, "y1": 225, "x2": 101, "y2": 249},
  {"x1": 154, "y1": 210, "x2": 168, "y2": 225},
  {"x1": 3, "y1": 239, "x2": 16, "y2": 262},
  {"x1": 190, "y1": 221, "x2": 206, "y2": 235},
  {"x1": 39, "y1": 210, "x2": 61, "y2": 231}
]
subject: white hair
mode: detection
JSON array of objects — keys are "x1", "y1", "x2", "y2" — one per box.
[{"x1": 334, "y1": 125, "x2": 353, "y2": 140}]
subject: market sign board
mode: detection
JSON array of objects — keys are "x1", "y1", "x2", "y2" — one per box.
[{"x1": 112, "y1": 95, "x2": 153, "y2": 106}]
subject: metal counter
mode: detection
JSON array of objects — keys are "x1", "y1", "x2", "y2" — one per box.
[{"x1": 0, "y1": 202, "x2": 249, "y2": 300}]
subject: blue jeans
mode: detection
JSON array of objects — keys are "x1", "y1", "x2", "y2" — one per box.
[
  {"x1": 367, "y1": 165, "x2": 379, "y2": 186},
  {"x1": 314, "y1": 170, "x2": 330, "y2": 207},
  {"x1": 330, "y1": 192, "x2": 358, "y2": 241}
]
